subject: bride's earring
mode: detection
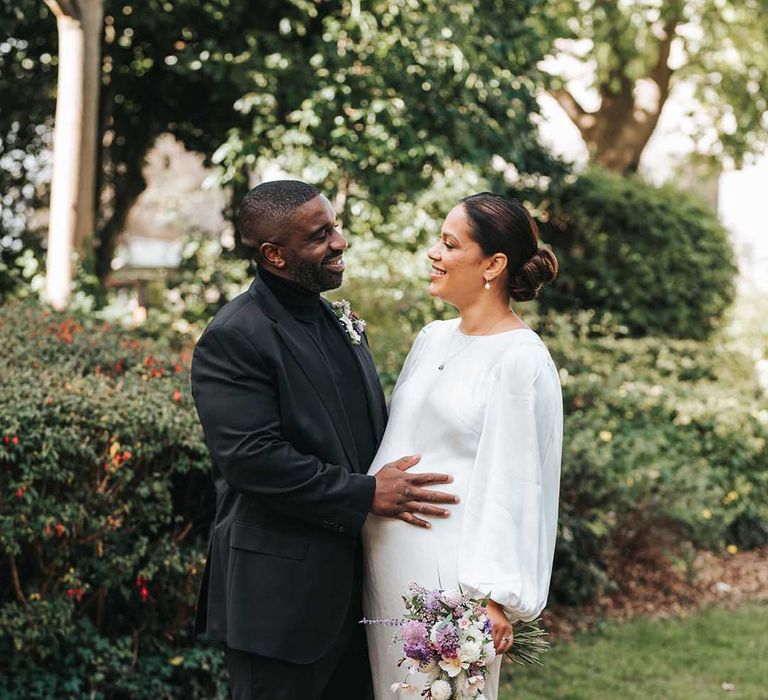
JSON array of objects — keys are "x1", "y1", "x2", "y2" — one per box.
[{"x1": 483, "y1": 278, "x2": 491, "y2": 290}]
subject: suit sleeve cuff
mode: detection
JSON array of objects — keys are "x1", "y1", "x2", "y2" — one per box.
[{"x1": 344, "y1": 473, "x2": 377, "y2": 534}]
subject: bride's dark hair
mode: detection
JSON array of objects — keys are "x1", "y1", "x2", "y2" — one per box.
[{"x1": 460, "y1": 192, "x2": 558, "y2": 301}]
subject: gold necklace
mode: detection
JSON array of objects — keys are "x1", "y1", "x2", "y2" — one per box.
[{"x1": 437, "y1": 312, "x2": 511, "y2": 371}]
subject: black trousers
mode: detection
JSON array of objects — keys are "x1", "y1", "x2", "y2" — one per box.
[{"x1": 225, "y1": 593, "x2": 372, "y2": 700}]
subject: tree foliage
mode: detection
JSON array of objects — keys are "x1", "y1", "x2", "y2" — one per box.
[
  {"x1": 213, "y1": 0, "x2": 561, "y2": 239},
  {"x1": 1, "y1": 0, "x2": 561, "y2": 286},
  {"x1": 0, "y1": 1, "x2": 55, "y2": 296}
]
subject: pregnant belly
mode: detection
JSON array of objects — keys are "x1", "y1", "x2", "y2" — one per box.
[{"x1": 362, "y1": 497, "x2": 466, "y2": 610}]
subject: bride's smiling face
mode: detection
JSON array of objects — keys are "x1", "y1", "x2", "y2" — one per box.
[{"x1": 427, "y1": 205, "x2": 489, "y2": 305}]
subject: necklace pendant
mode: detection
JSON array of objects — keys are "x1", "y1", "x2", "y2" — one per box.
[{"x1": 438, "y1": 363, "x2": 445, "y2": 370}]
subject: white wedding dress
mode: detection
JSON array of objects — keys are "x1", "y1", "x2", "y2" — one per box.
[{"x1": 362, "y1": 319, "x2": 563, "y2": 699}]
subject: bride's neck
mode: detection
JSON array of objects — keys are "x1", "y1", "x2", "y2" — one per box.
[{"x1": 456, "y1": 294, "x2": 511, "y2": 335}]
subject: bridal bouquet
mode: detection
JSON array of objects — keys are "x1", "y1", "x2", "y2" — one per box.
[{"x1": 364, "y1": 582, "x2": 549, "y2": 699}]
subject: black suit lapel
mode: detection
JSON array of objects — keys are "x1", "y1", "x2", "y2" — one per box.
[
  {"x1": 248, "y1": 279, "x2": 360, "y2": 469},
  {"x1": 321, "y1": 301, "x2": 387, "y2": 444}
]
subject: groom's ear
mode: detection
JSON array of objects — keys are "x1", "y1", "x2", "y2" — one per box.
[
  {"x1": 485, "y1": 253, "x2": 508, "y2": 282},
  {"x1": 260, "y1": 242, "x2": 286, "y2": 268}
]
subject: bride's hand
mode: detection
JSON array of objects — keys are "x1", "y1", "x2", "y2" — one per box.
[{"x1": 487, "y1": 599, "x2": 513, "y2": 655}]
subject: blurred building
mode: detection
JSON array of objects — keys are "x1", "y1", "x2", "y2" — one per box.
[{"x1": 108, "y1": 134, "x2": 230, "y2": 308}]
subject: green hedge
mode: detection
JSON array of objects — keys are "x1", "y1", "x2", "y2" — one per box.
[
  {"x1": 0, "y1": 303, "x2": 224, "y2": 698},
  {"x1": 540, "y1": 313, "x2": 768, "y2": 604},
  {"x1": 2, "y1": 299, "x2": 765, "y2": 693},
  {"x1": 537, "y1": 170, "x2": 737, "y2": 339}
]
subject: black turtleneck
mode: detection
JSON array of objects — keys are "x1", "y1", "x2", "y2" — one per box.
[{"x1": 257, "y1": 267, "x2": 378, "y2": 473}]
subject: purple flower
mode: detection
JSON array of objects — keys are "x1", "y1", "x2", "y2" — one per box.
[
  {"x1": 401, "y1": 620, "x2": 432, "y2": 662},
  {"x1": 402, "y1": 620, "x2": 428, "y2": 645},
  {"x1": 483, "y1": 617, "x2": 492, "y2": 634},
  {"x1": 407, "y1": 582, "x2": 427, "y2": 602},
  {"x1": 431, "y1": 621, "x2": 460, "y2": 658},
  {"x1": 403, "y1": 639, "x2": 432, "y2": 663},
  {"x1": 425, "y1": 590, "x2": 443, "y2": 613}
]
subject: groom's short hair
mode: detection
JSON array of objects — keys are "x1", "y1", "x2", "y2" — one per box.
[{"x1": 237, "y1": 180, "x2": 321, "y2": 253}]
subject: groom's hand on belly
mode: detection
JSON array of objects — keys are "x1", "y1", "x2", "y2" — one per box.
[{"x1": 371, "y1": 455, "x2": 459, "y2": 528}]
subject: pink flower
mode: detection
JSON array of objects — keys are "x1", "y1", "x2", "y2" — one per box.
[{"x1": 401, "y1": 620, "x2": 428, "y2": 645}]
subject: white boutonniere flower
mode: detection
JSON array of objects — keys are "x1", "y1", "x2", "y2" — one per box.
[{"x1": 331, "y1": 299, "x2": 366, "y2": 345}]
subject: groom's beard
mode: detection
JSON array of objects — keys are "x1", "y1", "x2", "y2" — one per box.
[{"x1": 284, "y1": 253, "x2": 344, "y2": 293}]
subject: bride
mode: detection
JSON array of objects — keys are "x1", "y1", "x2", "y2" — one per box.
[{"x1": 362, "y1": 193, "x2": 563, "y2": 699}]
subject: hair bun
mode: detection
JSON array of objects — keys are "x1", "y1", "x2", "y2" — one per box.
[{"x1": 508, "y1": 248, "x2": 559, "y2": 302}]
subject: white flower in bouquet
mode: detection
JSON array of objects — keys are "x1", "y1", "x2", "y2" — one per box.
[
  {"x1": 390, "y1": 682, "x2": 417, "y2": 694},
  {"x1": 438, "y1": 656, "x2": 466, "y2": 677},
  {"x1": 467, "y1": 674, "x2": 486, "y2": 693},
  {"x1": 430, "y1": 679, "x2": 453, "y2": 700},
  {"x1": 459, "y1": 638, "x2": 483, "y2": 664},
  {"x1": 482, "y1": 641, "x2": 496, "y2": 663}
]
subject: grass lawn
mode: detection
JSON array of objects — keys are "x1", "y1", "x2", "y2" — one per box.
[{"x1": 500, "y1": 603, "x2": 768, "y2": 700}]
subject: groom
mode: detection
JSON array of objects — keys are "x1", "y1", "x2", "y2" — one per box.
[{"x1": 191, "y1": 180, "x2": 457, "y2": 699}]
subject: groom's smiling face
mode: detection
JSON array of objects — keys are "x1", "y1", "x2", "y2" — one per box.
[{"x1": 274, "y1": 195, "x2": 347, "y2": 292}]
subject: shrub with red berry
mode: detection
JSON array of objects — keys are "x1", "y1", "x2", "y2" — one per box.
[{"x1": 0, "y1": 302, "x2": 221, "y2": 698}]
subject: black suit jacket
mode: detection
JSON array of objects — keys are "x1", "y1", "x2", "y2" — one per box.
[{"x1": 191, "y1": 276, "x2": 387, "y2": 664}]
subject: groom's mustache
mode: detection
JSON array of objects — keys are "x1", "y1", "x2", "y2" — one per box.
[{"x1": 322, "y1": 253, "x2": 343, "y2": 263}]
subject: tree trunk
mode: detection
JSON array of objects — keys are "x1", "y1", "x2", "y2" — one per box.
[
  {"x1": 551, "y1": 82, "x2": 671, "y2": 175},
  {"x1": 586, "y1": 86, "x2": 664, "y2": 174},
  {"x1": 549, "y1": 17, "x2": 679, "y2": 175},
  {"x1": 45, "y1": 0, "x2": 103, "y2": 310},
  {"x1": 95, "y1": 156, "x2": 147, "y2": 282}
]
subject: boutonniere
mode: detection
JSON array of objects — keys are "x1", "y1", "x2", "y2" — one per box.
[{"x1": 332, "y1": 300, "x2": 366, "y2": 345}]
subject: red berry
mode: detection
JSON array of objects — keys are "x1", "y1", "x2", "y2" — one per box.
[
  {"x1": 12, "y1": 436, "x2": 18, "y2": 445},
  {"x1": 3, "y1": 436, "x2": 9, "y2": 445},
  {"x1": 140, "y1": 586, "x2": 149, "y2": 602},
  {"x1": 16, "y1": 489, "x2": 23, "y2": 499},
  {"x1": 173, "y1": 390, "x2": 181, "y2": 402},
  {"x1": 55, "y1": 524, "x2": 65, "y2": 537},
  {"x1": 122, "y1": 451, "x2": 131, "y2": 461}
]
